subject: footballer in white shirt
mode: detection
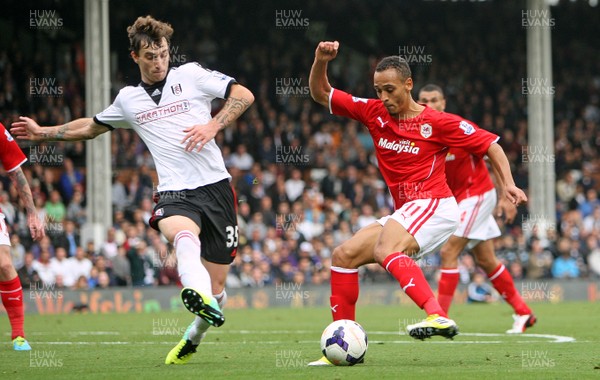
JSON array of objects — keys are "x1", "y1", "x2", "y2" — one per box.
[{"x1": 11, "y1": 15, "x2": 254, "y2": 364}]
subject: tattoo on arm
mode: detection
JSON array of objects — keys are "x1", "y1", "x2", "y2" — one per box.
[
  {"x1": 55, "y1": 124, "x2": 68, "y2": 140},
  {"x1": 41, "y1": 124, "x2": 68, "y2": 141},
  {"x1": 8, "y1": 168, "x2": 36, "y2": 215},
  {"x1": 38, "y1": 119, "x2": 105, "y2": 141},
  {"x1": 214, "y1": 96, "x2": 252, "y2": 129}
]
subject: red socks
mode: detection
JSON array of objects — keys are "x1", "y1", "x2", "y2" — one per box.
[
  {"x1": 0, "y1": 276, "x2": 25, "y2": 339},
  {"x1": 328, "y1": 257, "x2": 530, "y2": 321},
  {"x1": 383, "y1": 252, "x2": 447, "y2": 317},
  {"x1": 330, "y1": 267, "x2": 359, "y2": 321},
  {"x1": 437, "y1": 268, "x2": 460, "y2": 314},
  {"x1": 488, "y1": 264, "x2": 532, "y2": 315}
]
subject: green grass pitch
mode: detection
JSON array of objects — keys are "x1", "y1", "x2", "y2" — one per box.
[{"x1": 2, "y1": 301, "x2": 599, "y2": 379}]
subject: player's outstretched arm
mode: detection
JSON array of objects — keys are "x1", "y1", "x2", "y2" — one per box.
[
  {"x1": 7, "y1": 167, "x2": 44, "y2": 241},
  {"x1": 309, "y1": 41, "x2": 339, "y2": 107},
  {"x1": 182, "y1": 83, "x2": 254, "y2": 152},
  {"x1": 486, "y1": 143, "x2": 527, "y2": 206},
  {"x1": 11, "y1": 116, "x2": 110, "y2": 142}
]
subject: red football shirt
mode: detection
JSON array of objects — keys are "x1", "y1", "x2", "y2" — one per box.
[
  {"x1": 445, "y1": 148, "x2": 495, "y2": 203},
  {"x1": 0, "y1": 122, "x2": 27, "y2": 172},
  {"x1": 329, "y1": 88, "x2": 499, "y2": 208}
]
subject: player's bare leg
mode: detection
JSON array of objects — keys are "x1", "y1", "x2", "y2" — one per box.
[
  {"x1": 472, "y1": 240, "x2": 535, "y2": 333},
  {"x1": 0, "y1": 246, "x2": 30, "y2": 350},
  {"x1": 374, "y1": 219, "x2": 458, "y2": 340},
  {"x1": 437, "y1": 235, "x2": 469, "y2": 314}
]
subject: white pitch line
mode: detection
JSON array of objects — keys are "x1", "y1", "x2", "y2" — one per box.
[
  {"x1": 451, "y1": 332, "x2": 575, "y2": 343},
  {"x1": 32, "y1": 334, "x2": 576, "y2": 346},
  {"x1": 212, "y1": 331, "x2": 577, "y2": 343},
  {"x1": 512, "y1": 333, "x2": 576, "y2": 343},
  {"x1": 11, "y1": 330, "x2": 577, "y2": 344},
  {"x1": 3, "y1": 331, "x2": 120, "y2": 336}
]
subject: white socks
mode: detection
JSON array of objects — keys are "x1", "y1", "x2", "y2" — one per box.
[
  {"x1": 189, "y1": 290, "x2": 227, "y2": 345},
  {"x1": 174, "y1": 230, "x2": 212, "y2": 296}
]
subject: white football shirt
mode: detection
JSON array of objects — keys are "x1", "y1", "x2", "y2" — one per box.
[{"x1": 95, "y1": 63, "x2": 234, "y2": 191}]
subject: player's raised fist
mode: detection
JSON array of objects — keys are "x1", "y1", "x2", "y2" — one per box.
[{"x1": 315, "y1": 41, "x2": 339, "y2": 62}]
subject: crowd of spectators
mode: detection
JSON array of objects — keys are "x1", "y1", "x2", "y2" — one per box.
[{"x1": 1, "y1": 1, "x2": 599, "y2": 292}]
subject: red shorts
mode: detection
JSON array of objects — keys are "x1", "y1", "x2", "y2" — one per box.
[{"x1": 454, "y1": 189, "x2": 501, "y2": 249}]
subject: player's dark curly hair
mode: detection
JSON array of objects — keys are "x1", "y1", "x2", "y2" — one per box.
[
  {"x1": 127, "y1": 15, "x2": 174, "y2": 54},
  {"x1": 375, "y1": 56, "x2": 412, "y2": 80}
]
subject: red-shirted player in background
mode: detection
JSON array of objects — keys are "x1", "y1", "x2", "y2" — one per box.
[
  {"x1": 418, "y1": 84, "x2": 535, "y2": 333},
  {"x1": 308, "y1": 41, "x2": 527, "y2": 365},
  {"x1": 0, "y1": 122, "x2": 45, "y2": 350}
]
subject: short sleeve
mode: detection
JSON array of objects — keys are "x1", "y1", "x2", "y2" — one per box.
[
  {"x1": 435, "y1": 113, "x2": 499, "y2": 157},
  {"x1": 94, "y1": 94, "x2": 130, "y2": 130},
  {"x1": 0, "y1": 123, "x2": 27, "y2": 172},
  {"x1": 329, "y1": 88, "x2": 371, "y2": 124},
  {"x1": 192, "y1": 63, "x2": 236, "y2": 100}
]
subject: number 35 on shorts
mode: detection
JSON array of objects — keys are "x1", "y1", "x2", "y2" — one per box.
[{"x1": 225, "y1": 225, "x2": 239, "y2": 248}]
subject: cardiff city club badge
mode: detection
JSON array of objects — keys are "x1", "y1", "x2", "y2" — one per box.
[
  {"x1": 420, "y1": 123, "x2": 432, "y2": 139},
  {"x1": 171, "y1": 84, "x2": 182, "y2": 96}
]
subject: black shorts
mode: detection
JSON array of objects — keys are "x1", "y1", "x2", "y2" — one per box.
[{"x1": 149, "y1": 179, "x2": 238, "y2": 264}]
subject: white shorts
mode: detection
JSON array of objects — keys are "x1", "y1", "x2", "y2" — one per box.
[
  {"x1": 377, "y1": 197, "x2": 459, "y2": 260},
  {"x1": 0, "y1": 214, "x2": 10, "y2": 246},
  {"x1": 454, "y1": 189, "x2": 501, "y2": 249}
]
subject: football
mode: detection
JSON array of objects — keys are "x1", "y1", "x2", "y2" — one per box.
[{"x1": 320, "y1": 319, "x2": 368, "y2": 366}]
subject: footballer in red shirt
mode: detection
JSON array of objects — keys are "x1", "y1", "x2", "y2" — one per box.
[
  {"x1": 418, "y1": 84, "x2": 535, "y2": 334},
  {"x1": 308, "y1": 41, "x2": 527, "y2": 365},
  {"x1": 0, "y1": 122, "x2": 45, "y2": 351}
]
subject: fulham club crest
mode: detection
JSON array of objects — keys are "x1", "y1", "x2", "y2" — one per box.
[
  {"x1": 420, "y1": 123, "x2": 432, "y2": 139},
  {"x1": 171, "y1": 84, "x2": 182, "y2": 96}
]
